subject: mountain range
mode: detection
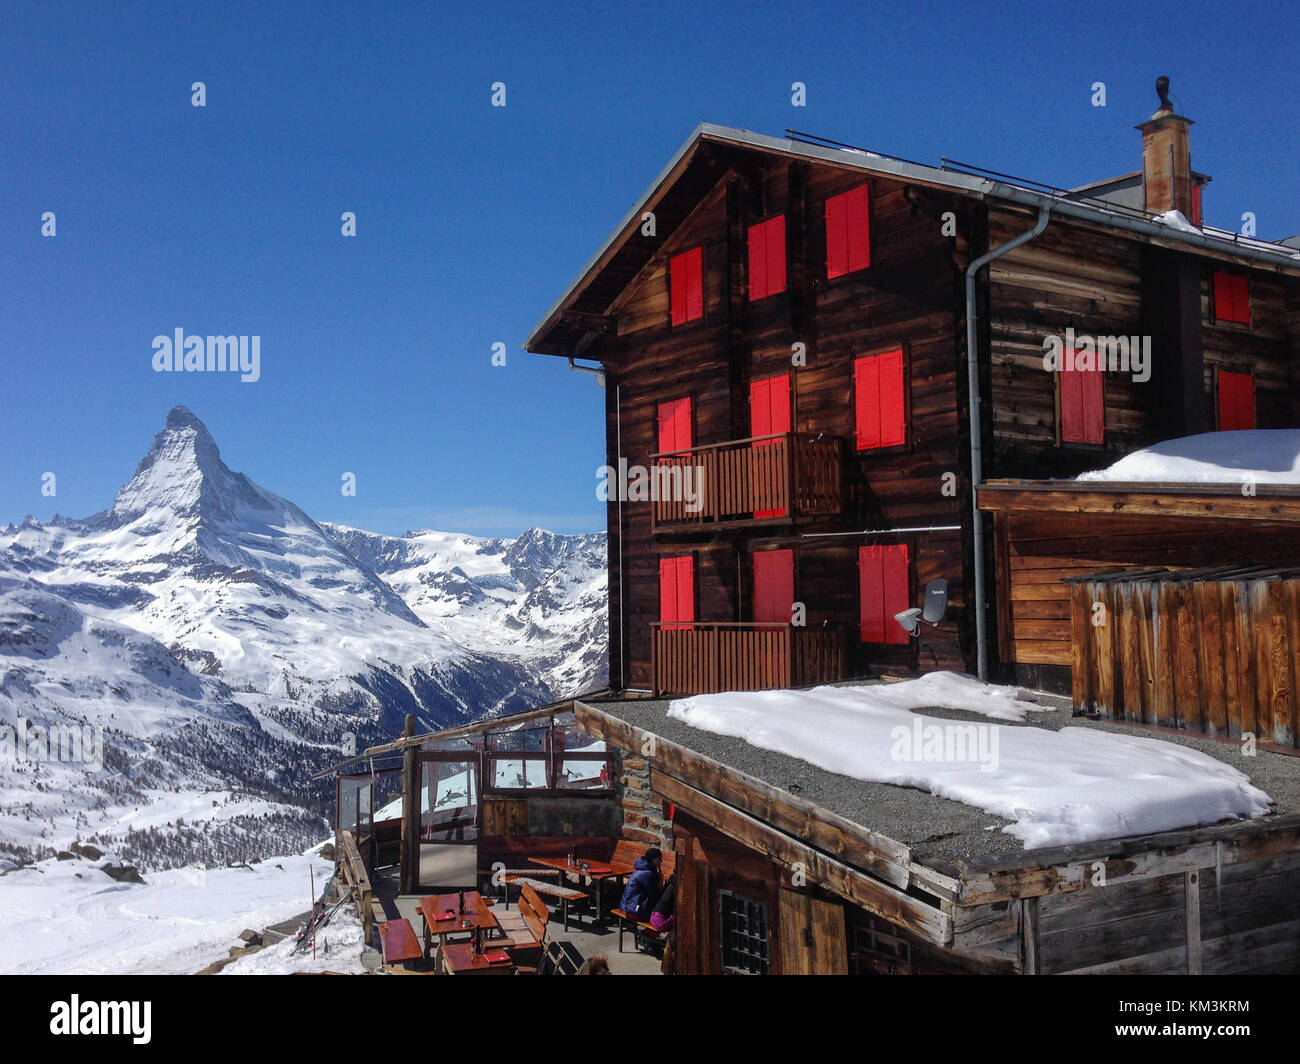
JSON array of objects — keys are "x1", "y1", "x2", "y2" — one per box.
[{"x1": 0, "y1": 406, "x2": 607, "y2": 866}]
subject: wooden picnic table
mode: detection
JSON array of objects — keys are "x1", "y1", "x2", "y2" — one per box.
[
  {"x1": 418, "y1": 891, "x2": 500, "y2": 957},
  {"x1": 442, "y1": 940, "x2": 515, "y2": 976},
  {"x1": 528, "y1": 856, "x2": 637, "y2": 924}
]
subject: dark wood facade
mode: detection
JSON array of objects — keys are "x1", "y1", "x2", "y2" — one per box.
[{"x1": 528, "y1": 125, "x2": 1300, "y2": 695}]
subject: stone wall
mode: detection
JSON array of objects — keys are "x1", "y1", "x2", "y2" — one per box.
[{"x1": 615, "y1": 748, "x2": 673, "y2": 848}]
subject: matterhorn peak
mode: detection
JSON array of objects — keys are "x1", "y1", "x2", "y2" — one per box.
[{"x1": 111, "y1": 406, "x2": 282, "y2": 525}]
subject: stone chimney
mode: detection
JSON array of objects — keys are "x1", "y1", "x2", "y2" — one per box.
[{"x1": 1136, "y1": 75, "x2": 1195, "y2": 218}]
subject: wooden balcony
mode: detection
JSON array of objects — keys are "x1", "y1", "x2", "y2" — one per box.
[
  {"x1": 649, "y1": 433, "x2": 844, "y2": 533},
  {"x1": 652, "y1": 622, "x2": 848, "y2": 696}
]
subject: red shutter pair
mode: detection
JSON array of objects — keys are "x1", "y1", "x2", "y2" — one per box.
[
  {"x1": 1213, "y1": 272, "x2": 1250, "y2": 325},
  {"x1": 1059, "y1": 358, "x2": 1105, "y2": 445},
  {"x1": 859, "y1": 544, "x2": 909, "y2": 645},
  {"x1": 670, "y1": 247, "x2": 704, "y2": 326},
  {"x1": 825, "y1": 185, "x2": 871, "y2": 278},
  {"x1": 751, "y1": 374, "x2": 791, "y2": 517},
  {"x1": 659, "y1": 556, "x2": 694, "y2": 630},
  {"x1": 747, "y1": 215, "x2": 787, "y2": 301},
  {"x1": 854, "y1": 350, "x2": 906, "y2": 450},
  {"x1": 657, "y1": 397, "x2": 692, "y2": 457},
  {"x1": 1217, "y1": 371, "x2": 1256, "y2": 430}
]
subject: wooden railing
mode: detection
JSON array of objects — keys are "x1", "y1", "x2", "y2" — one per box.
[
  {"x1": 649, "y1": 433, "x2": 844, "y2": 530},
  {"x1": 652, "y1": 622, "x2": 848, "y2": 696}
]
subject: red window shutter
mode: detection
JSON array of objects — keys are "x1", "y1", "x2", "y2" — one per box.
[
  {"x1": 1059, "y1": 358, "x2": 1104, "y2": 445},
  {"x1": 748, "y1": 215, "x2": 786, "y2": 301},
  {"x1": 858, "y1": 544, "x2": 909, "y2": 645},
  {"x1": 1217, "y1": 371, "x2": 1256, "y2": 430},
  {"x1": 1191, "y1": 183, "x2": 1203, "y2": 227},
  {"x1": 657, "y1": 398, "x2": 692, "y2": 456},
  {"x1": 826, "y1": 185, "x2": 870, "y2": 279},
  {"x1": 670, "y1": 247, "x2": 704, "y2": 326},
  {"x1": 659, "y1": 556, "x2": 695, "y2": 629},
  {"x1": 1214, "y1": 271, "x2": 1250, "y2": 325},
  {"x1": 854, "y1": 351, "x2": 905, "y2": 450},
  {"x1": 753, "y1": 549, "x2": 795, "y2": 624},
  {"x1": 845, "y1": 185, "x2": 871, "y2": 273},
  {"x1": 825, "y1": 193, "x2": 849, "y2": 279}
]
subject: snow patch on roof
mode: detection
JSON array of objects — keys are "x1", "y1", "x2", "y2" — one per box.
[
  {"x1": 666, "y1": 675, "x2": 1271, "y2": 849},
  {"x1": 1077, "y1": 430, "x2": 1300, "y2": 485}
]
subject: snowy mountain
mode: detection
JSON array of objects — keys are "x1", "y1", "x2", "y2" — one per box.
[{"x1": 0, "y1": 407, "x2": 606, "y2": 864}]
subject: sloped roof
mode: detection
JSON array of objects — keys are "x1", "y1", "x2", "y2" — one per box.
[{"x1": 525, "y1": 123, "x2": 1300, "y2": 357}]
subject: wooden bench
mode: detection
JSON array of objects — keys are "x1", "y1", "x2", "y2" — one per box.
[
  {"x1": 378, "y1": 918, "x2": 423, "y2": 966},
  {"x1": 503, "y1": 876, "x2": 588, "y2": 932},
  {"x1": 611, "y1": 908, "x2": 665, "y2": 954},
  {"x1": 498, "y1": 882, "x2": 550, "y2": 972}
]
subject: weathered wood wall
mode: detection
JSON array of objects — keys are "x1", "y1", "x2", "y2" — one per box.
[{"x1": 606, "y1": 156, "x2": 973, "y2": 689}]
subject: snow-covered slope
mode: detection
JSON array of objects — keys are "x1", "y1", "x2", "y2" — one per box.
[{"x1": 0, "y1": 407, "x2": 606, "y2": 863}]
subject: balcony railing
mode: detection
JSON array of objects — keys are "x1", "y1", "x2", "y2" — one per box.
[
  {"x1": 649, "y1": 433, "x2": 844, "y2": 531},
  {"x1": 652, "y1": 622, "x2": 848, "y2": 696}
]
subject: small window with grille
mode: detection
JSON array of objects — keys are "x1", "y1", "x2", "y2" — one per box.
[{"x1": 719, "y1": 890, "x2": 770, "y2": 975}]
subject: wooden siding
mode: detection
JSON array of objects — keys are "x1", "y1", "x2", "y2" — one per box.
[{"x1": 606, "y1": 157, "x2": 972, "y2": 689}]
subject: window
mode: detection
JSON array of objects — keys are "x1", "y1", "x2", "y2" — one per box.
[
  {"x1": 753, "y1": 549, "x2": 794, "y2": 625},
  {"x1": 482, "y1": 712, "x2": 611, "y2": 794},
  {"x1": 670, "y1": 246, "x2": 704, "y2": 326},
  {"x1": 859, "y1": 543, "x2": 909, "y2": 645},
  {"x1": 657, "y1": 397, "x2": 692, "y2": 457},
  {"x1": 1059, "y1": 359, "x2": 1105, "y2": 445},
  {"x1": 750, "y1": 374, "x2": 791, "y2": 517},
  {"x1": 747, "y1": 215, "x2": 787, "y2": 301},
  {"x1": 1217, "y1": 370, "x2": 1256, "y2": 430},
  {"x1": 1213, "y1": 271, "x2": 1250, "y2": 325},
  {"x1": 825, "y1": 184, "x2": 871, "y2": 278},
  {"x1": 854, "y1": 349, "x2": 906, "y2": 450},
  {"x1": 720, "y1": 891, "x2": 770, "y2": 975},
  {"x1": 659, "y1": 555, "x2": 695, "y2": 630}
]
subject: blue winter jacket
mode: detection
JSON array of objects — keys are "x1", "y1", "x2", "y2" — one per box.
[{"x1": 618, "y1": 857, "x2": 661, "y2": 919}]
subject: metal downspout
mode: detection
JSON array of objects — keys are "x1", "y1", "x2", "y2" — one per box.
[{"x1": 966, "y1": 207, "x2": 1051, "y2": 681}]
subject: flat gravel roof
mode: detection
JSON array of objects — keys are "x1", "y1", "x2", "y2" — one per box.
[{"x1": 582, "y1": 683, "x2": 1300, "y2": 870}]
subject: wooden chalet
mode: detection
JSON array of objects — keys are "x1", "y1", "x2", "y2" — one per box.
[{"x1": 525, "y1": 79, "x2": 1300, "y2": 700}]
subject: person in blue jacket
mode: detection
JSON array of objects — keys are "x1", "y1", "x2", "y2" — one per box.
[{"x1": 618, "y1": 847, "x2": 663, "y2": 920}]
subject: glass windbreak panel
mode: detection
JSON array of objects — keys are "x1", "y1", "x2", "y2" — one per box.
[
  {"x1": 557, "y1": 758, "x2": 611, "y2": 790},
  {"x1": 420, "y1": 760, "x2": 478, "y2": 841},
  {"x1": 552, "y1": 718, "x2": 606, "y2": 754},
  {"x1": 491, "y1": 757, "x2": 547, "y2": 789},
  {"x1": 337, "y1": 776, "x2": 368, "y2": 833},
  {"x1": 373, "y1": 776, "x2": 403, "y2": 822},
  {"x1": 488, "y1": 725, "x2": 548, "y2": 753},
  {"x1": 429, "y1": 735, "x2": 479, "y2": 753},
  {"x1": 358, "y1": 783, "x2": 373, "y2": 833}
]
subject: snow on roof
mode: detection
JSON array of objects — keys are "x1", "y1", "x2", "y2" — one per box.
[
  {"x1": 666, "y1": 674, "x2": 1270, "y2": 849},
  {"x1": 1077, "y1": 430, "x2": 1300, "y2": 486}
]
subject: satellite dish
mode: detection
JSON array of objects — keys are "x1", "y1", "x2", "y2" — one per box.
[{"x1": 922, "y1": 579, "x2": 949, "y2": 625}]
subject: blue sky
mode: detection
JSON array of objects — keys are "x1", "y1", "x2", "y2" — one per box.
[{"x1": 1, "y1": 0, "x2": 1296, "y2": 536}]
